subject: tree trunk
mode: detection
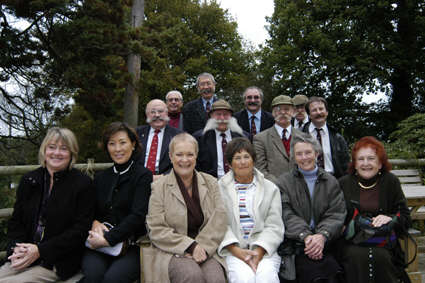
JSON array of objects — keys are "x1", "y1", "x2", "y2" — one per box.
[{"x1": 123, "y1": 0, "x2": 144, "y2": 127}]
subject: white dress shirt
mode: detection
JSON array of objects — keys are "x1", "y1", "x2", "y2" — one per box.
[
  {"x1": 274, "y1": 124, "x2": 292, "y2": 140},
  {"x1": 215, "y1": 129, "x2": 232, "y2": 178},
  {"x1": 144, "y1": 127, "x2": 165, "y2": 173},
  {"x1": 308, "y1": 122, "x2": 334, "y2": 174}
]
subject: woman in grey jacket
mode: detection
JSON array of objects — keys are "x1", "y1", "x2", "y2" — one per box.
[
  {"x1": 218, "y1": 138, "x2": 284, "y2": 283},
  {"x1": 276, "y1": 132, "x2": 346, "y2": 283}
]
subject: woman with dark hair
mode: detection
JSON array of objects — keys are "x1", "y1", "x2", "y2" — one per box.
[
  {"x1": 0, "y1": 127, "x2": 94, "y2": 282},
  {"x1": 218, "y1": 137, "x2": 284, "y2": 283},
  {"x1": 80, "y1": 122, "x2": 152, "y2": 283},
  {"x1": 338, "y1": 136, "x2": 411, "y2": 283},
  {"x1": 277, "y1": 132, "x2": 346, "y2": 283}
]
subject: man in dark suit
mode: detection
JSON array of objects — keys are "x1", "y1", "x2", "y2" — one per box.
[
  {"x1": 194, "y1": 100, "x2": 248, "y2": 178},
  {"x1": 234, "y1": 86, "x2": 274, "y2": 141},
  {"x1": 302, "y1": 96, "x2": 349, "y2": 178},
  {"x1": 137, "y1": 99, "x2": 182, "y2": 181},
  {"x1": 182, "y1": 72, "x2": 217, "y2": 134}
]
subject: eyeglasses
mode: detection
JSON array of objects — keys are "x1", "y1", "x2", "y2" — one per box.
[
  {"x1": 167, "y1": 98, "x2": 181, "y2": 102},
  {"x1": 149, "y1": 109, "x2": 166, "y2": 115},
  {"x1": 246, "y1": 95, "x2": 261, "y2": 100}
]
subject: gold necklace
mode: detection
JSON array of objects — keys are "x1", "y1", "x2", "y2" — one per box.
[{"x1": 358, "y1": 180, "x2": 378, "y2": 190}]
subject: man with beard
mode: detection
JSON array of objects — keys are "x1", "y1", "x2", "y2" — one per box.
[
  {"x1": 194, "y1": 100, "x2": 248, "y2": 178},
  {"x1": 182, "y1": 72, "x2": 218, "y2": 134},
  {"x1": 137, "y1": 99, "x2": 182, "y2": 180},
  {"x1": 166, "y1": 90, "x2": 184, "y2": 131},
  {"x1": 234, "y1": 86, "x2": 275, "y2": 141},
  {"x1": 253, "y1": 95, "x2": 304, "y2": 184},
  {"x1": 292, "y1": 94, "x2": 309, "y2": 129},
  {"x1": 302, "y1": 96, "x2": 349, "y2": 178}
]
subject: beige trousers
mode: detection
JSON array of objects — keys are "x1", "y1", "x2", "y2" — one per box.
[{"x1": 0, "y1": 262, "x2": 83, "y2": 283}]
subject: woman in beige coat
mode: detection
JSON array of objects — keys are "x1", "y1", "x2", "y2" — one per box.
[{"x1": 143, "y1": 133, "x2": 227, "y2": 283}]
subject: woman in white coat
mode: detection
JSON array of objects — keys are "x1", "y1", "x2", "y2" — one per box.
[{"x1": 218, "y1": 137, "x2": 284, "y2": 283}]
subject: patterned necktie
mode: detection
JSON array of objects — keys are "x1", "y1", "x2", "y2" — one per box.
[
  {"x1": 281, "y1": 129, "x2": 291, "y2": 156},
  {"x1": 315, "y1": 128, "x2": 325, "y2": 168},
  {"x1": 221, "y1": 133, "x2": 230, "y2": 173},
  {"x1": 250, "y1": 116, "x2": 257, "y2": 141},
  {"x1": 205, "y1": 101, "x2": 211, "y2": 118},
  {"x1": 146, "y1": 129, "x2": 160, "y2": 173}
]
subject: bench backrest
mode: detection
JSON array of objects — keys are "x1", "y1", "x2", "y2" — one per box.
[{"x1": 391, "y1": 169, "x2": 423, "y2": 186}]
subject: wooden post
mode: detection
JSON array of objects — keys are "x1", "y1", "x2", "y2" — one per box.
[{"x1": 124, "y1": 0, "x2": 144, "y2": 127}]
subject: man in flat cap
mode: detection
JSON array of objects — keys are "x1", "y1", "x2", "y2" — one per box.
[
  {"x1": 234, "y1": 86, "x2": 275, "y2": 141},
  {"x1": 292, "y1": 94, "x2": 310, "y2": 129},
  {"x1": 194, "y1": 99, "x2": 248, "y2": 178},
  {"x1": 253, "y1": 95, "x2": 303, "y2": 184}
]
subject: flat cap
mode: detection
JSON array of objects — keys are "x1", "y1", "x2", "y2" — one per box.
[
  {"x1": 292, "y1": 95, "x2": 309, "y2": 106},
  {"x1": 271, "y1": 95, "x2": 293, "y2": 107},
  {"x1": 210, "y1": 99, "x2": 233, "y2": 114}
]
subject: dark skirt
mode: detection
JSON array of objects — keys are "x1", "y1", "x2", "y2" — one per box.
[{"x1": 340, "y1": 244, "x2": 399, "y2": 283}]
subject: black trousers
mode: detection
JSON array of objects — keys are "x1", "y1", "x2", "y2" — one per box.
[{"x1": 80, "y1": 245, "x2": 140, "y2": 283}]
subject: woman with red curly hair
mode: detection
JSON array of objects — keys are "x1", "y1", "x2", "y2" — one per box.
[{"x1": 338, "y1": 136, "x2": 411, "y2": 283}]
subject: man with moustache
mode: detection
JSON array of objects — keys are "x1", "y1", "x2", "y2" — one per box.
[
  {"x1": 253, "y1": 95, "x2": 303, "y2": 184},
  {"x1": 182, "y1": 72, "x2": 218, "y2": 134},
  {"x1": 194, "y1": 100, "x2": 248, "y2": 178},
  {"x1": 234, "y1": 86, "x2": 275, "y2": 141},
  {"x1": 302, "y1": 96, "x2": 349, "y2": 178},
  {"x1": 292, "y1": 94, "x2": 309, "y2": 129},
  {"x1": 165, "y1": 90, "x2": 184, "y2": 131},
  {"x1": 137, "y1": 99, "x2": 182, "y2": 181}
]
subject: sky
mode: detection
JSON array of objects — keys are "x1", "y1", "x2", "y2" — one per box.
[
  {"x1": 218, "y1": 0, "x2": 275, "y2": 47},
  {"x1": 218, "y1": 0, "x2": 385, "y2": 103}
]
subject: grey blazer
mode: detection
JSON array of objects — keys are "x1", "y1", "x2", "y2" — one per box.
[{"x1": 253, "y1": 126, "x2": 303, "y2": 184}]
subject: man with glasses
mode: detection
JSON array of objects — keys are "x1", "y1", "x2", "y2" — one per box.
[
  {"x1": 253, "y1": 95, "x2": 304, "y2": 184},
  {"x1": 165, "y1": 90, "x2": 184, "y2": 131},
  {"x1": 234, "y1": 86, "x2": 274, "y2": 141},
  {"x1": 137, "y1": 99, "x2": 182, "y2": 180},
  {"x1": 182, "y1": 72, "x2": 218, "y2": 134}
]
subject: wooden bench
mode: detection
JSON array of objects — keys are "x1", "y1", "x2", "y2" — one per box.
[{"x1": 394, "y1": 169, "x2": 424, "y2": 282}]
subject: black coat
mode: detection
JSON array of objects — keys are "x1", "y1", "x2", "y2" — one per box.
[
  {"x1": 93, "y1": 159, "x2": 152, "y2": 246},
  {"x1": 6, "y1": 167, "x2": 95, "y2": 280},
  {"x1": 182, "y1": 97, "x2": 217, "y2": 134},
  {"x1": 302, "y1": 122, "x2": 350, "y2": 178},
  {"x1": 136, "y1": 124, "x2": 182, "y2": 174},
  {"x1": 233, "y1": 109, "x2": 275, "y2": 134},
  {"x1": 194, "y1": 129, "x2": 247, "y2": 177}
]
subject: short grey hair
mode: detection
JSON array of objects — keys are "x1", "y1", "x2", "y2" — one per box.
[
  {"x1": 39, "y1": 127, "x2": 79, "y2": 168},
  {"x1": 290, "y1": 132, "x2": 322, "y2": 157},
  {"x1": 242, "y1": 86, "x2": 264, "y2": 101},
  {"x1": 196, "y1": 72, "x2": 216, "y2": 87},
  {"x1": 169, "y1": 133, "x2": 199, "y2": 156},
  {"x1": 165, "y1": 90, "x2": 183, "y2": 102}
]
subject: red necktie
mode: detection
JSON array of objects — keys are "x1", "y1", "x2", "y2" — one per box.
[
  {"x1": 281, "y1": 129, "x2": 291, "y2": 156},
  {"x1": 221, "y1": 133, "x2": 230, "y2": 173},
  {"x1": 147, "y1": 129, "x2": 160, "y2": 173},
  {"x1": 250, "y1": 116, "x2": 257, "y2": 141},
  {"x1": 315, "y1": 128, "x2": 324, "y2": 169}
]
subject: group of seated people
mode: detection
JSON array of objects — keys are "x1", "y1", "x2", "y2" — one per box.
[
  {"x1": 0, "y1": 124, "x2": 411, "y2": 283},
  {"x1": 0, "y1": 84, "x2": 412, "y2": 283}
]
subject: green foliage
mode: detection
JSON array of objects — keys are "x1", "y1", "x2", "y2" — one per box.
[
  {"x1": 261, "y1": 0, "x2": 425, "y2": 140},
  {"x1": 387, "y1": 113, "x2": 425, "y2": 159}
]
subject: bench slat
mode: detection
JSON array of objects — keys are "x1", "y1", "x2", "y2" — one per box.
[
  {"x1": 392, "y1": 169, "x2": 421, "y2": 177},
  {"x1": 398, "y1": 176, "x2": 423, "y2": 184}
]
